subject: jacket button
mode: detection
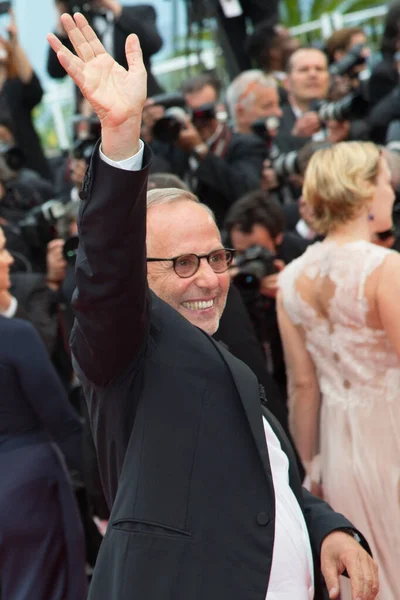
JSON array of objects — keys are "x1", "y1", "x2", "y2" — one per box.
[{"x1": 256, "y1": 512, "x2": 269, "y2": 526}]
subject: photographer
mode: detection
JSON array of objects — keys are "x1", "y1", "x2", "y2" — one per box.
[
  {"x1": 326, "y1": 27, "x2": 368, "y2": 67},
  {"x1": 0, "y1": 118, "x2": 54, "y2": 199},
  {"x1": 277, "y1": 48, "x2": 330, "y2": 152},
  {"x1": 225, "y1": 189, "x2": 308, "y2": 394},
  {"x1": 0, "y1": 10, "x2": 51, "y2": 180},
  {"x1": 47, "y1": 0, "x2": 164, "y2": 96},
  {"x1": 149, "y1": 72, "x2": 267, "y2": 225}
]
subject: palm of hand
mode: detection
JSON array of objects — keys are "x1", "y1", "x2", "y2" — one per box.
[
  {"x1": 80, "y1": 54, "x2": 144, "y2": 128},
  {"x1": 47, "y1": 13, "x2": 147, "y2": 129}
]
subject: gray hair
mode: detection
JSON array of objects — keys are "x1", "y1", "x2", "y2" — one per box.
[
  {"x1": 146, "y1": 187, "x2": 216, "y2": 221},
  {"x1": 225, "y1": 70, "x2": 277, "y2": 127}
]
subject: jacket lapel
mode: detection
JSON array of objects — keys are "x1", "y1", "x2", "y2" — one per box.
[{"x1": 208, "y1": 336, "x2": 273, "y2": 481}]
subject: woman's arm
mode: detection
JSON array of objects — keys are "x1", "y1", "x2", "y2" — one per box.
[
  {"x1": 277, "y1": 291, "x2": 321, "y2": 475},
  {"x1": 11, "y1": 319, "x2": 82, "y2": 471},
  {"x1": 7, "y1": 11, "x2": 33, "y2": 84}
]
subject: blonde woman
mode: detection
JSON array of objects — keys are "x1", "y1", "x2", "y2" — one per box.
[{"x1": 278, "y1": 142, "x2": 400, "y2": 600}]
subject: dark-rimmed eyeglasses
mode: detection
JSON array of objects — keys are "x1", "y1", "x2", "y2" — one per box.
[{"x1": 147, "y1": 248, "x2": 236, "y2": 279}]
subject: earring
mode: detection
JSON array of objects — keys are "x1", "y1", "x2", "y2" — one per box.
[{"x1": 368, "y1": 214, "x2": 374, "y2": 221}]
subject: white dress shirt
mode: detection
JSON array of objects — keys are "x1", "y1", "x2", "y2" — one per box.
[
  {"x1": 99, "y1": 141, "x2": 315, "y2": 598},
  {"x1": 0, "y1": 295, "x2": 18, "y2": 318}
]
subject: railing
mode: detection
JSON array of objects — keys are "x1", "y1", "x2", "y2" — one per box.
[{"x1": 41, "y1": 4, "x2": 388, "y2": 151}]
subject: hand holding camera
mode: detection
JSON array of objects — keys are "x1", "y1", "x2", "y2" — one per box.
[
  {"x1": 177, "y1": 119, "x2": 205, "y2": 155},
  {"x1": 261, "y1": 159, "x2": 279, "y2": 191},
  {"x1": 292, "y1": 112, "x2": 321, "y2": 137},
  {"x1": 259, "y1": 259, "x2": 285, "y2": 299},
  {"x1": 46, "y1": 238, "x2": 67, "y2": 290}
]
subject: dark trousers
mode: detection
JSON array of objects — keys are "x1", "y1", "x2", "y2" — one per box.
[
  {"x1": 212, "y1": 0, "x2": 280, "y2": 78},
  {"x1": 0, "y1": 440, "x2": 87, "y2": 600}
]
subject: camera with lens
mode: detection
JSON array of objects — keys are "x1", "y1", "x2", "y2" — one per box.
[
  {"x1": 151, "y1": 93, "x2": 218, "y2": 144},
  {"x1": 0, "y1": 140, "x2": 26, "y2": 183},
  {"x1": 273, "y1": 150, "x2": 301, "y2": 179},
  {"x1": 150, "y1": 93, "x2": 187, "y2": 144},
  {"x1": 66, "y1": 0, "x2": 95, "y2": 18},
  {"x1": 63, "y1": 234, "x2": 79, "y2": 265},
  {"x1": 312, "y1": 91, "x2": 369, "y2": 124},
  {"x1": 233, "y1": 245, "x2": 278, "y2": 293},
  {"x1": 251, "y1": 116, "x2": 281, "y2": 145},
  {"x1": 329, "y1": 43, "x2": 367, "y2": 79},
  {"x1": 72, "y1": 115, "x2": 101, "y2": 163},
  {"x1": 19, "y1": 200, "x2": 67, "y2": 250}
]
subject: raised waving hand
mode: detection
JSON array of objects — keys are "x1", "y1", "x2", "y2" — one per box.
[{"x1": 47, "y1": 13, "x2": 147, "y2": 158}]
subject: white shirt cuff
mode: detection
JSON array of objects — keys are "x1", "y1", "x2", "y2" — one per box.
[
  {"x1": 99, "y1": 140, "x2": 145, "y2": 171},
  {"x1": 1, "y1": 295, "x2": 18, "y2": 318}
]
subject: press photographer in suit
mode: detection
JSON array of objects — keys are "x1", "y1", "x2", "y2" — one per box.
[
  {"x1": 174, "y1": 73, "x2": 266, "y2": 226},
  {"x1": 48, "y1": 14, "x2": 378, "y2": 600},
  {"x1": 47, "y1": 0, "x2": 164, "y2": 95}
]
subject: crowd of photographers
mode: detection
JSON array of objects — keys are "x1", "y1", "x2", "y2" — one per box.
[{"x1": 2, "y1": 0, "x2": 400, "y2": 586}]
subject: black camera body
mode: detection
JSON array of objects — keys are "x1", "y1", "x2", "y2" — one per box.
[
  {"x1": 233, "y1": 245, "x2": 278, "y2": 292},
  {"x1": 151, "y1": 93, "x2": 217, "y2": 144},
  {"x1": 19, "y1": 200, "x2": 67, "y2": 250},
  {"x1": 63, "y1": 235, "x2": 79, "y2": 265},
  {"x1": 66, "y1": 0, "x2": 95, "y2": 17},
  {"x1": 329, "y1": 43, "x2": 367, "y2": 78},
  {"x1": 312, "y1": 91, "x2": 369, "y2": 124},
  {"x1": 72, "y1": 115, "x2": 101, "y2": 163}
]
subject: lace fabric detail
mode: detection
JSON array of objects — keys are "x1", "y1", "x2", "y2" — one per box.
[{"x1": 279, "y1": 240, "x2": 400, "y2": 410}]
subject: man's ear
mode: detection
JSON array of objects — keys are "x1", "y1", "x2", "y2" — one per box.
[{"x1": 235, "y1": 102, "x2": 245, "y2": 120}]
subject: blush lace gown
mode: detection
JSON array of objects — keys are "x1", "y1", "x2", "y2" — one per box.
[{"x1": 279, "y1": 240, "x2": 400, "y2": 600}]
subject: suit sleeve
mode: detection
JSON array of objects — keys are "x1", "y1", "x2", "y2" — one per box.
[
  {"x1": 302, "y1": 488, "x2": 372, "y2": 559},
  {"x1": 11, "y1": 319, "x2": 82, "y2": 471},
  {"x1": 20, "y1": 73, "x2": 44, "y2": 110},
  {"x1": 368, "y1": 64, "x2": 398, "y2": 108},
  {"x1": 115, "y1": 6, "x2": 163, "y2": 58},
  {"x1": 70, "y1": 143, "x2": 152, "y2": 386},
  {"x1": 195, "y1": 136, "x2": 264, "y2": 210}
]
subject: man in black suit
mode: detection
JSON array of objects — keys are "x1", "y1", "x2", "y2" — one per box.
[
  {"x1": 277, "y1": 48, "x2": 330, "y2": 153},
  {"x1": 173, "y1": 73, "x2": 266, "y2": 226},
  {"x1": 48, "y1": 15, "x2": 379, "y2": 600},
  {"x1": 47, "y1": 0, "x2": 164, "y2": 96},
  {"x1": 224, "y1": 189, "x2": 310, "y2": 396}
]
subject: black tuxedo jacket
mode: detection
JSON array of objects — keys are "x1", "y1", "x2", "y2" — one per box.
[
  {"x1": 276, "y1": 102, "x2": 311, "y2": 153},
  {"x1": 71, "y1": 144, "x2": 368, "y2": 600},
  {"x1": 195, "y1": 132, "x2": 265, "y2": 226},
  {"x1": 368, "y1": 56, "x2": 398, "y2": 109},
  {"x1": 47, "y1": 5, "x2": 163, "y2": 96}
]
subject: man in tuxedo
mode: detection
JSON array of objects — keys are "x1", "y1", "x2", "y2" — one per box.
[
  {"x1": 48, "y1": 14, "x2": 379, "y2": 600},
  {"x1": 47, "y1": 0, "x2": 164, "y2": 95}
]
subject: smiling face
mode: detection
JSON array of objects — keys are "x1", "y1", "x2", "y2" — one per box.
[
  {"x1": 0, "y1": 227, "x2": 14, "y2": 292},
  {"x1": 146, "y1": 201, "x2": 230, "y2": 335}
]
